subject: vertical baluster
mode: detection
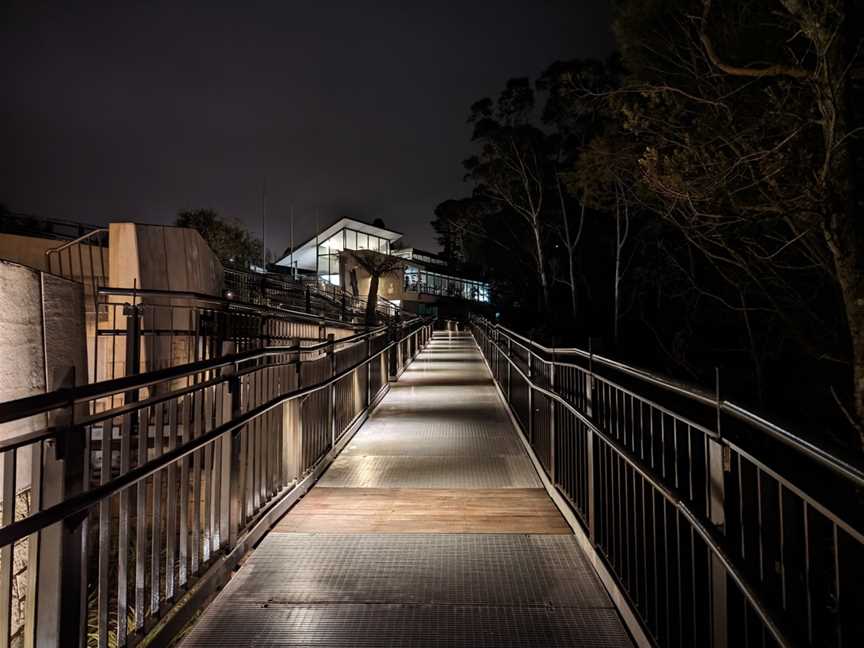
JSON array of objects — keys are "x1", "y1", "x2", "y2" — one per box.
[
  {"x1": 117, "y1": 413, "x2": 132, "y2": 646},
  {"x1": 212, "y1": 383, "x2": 224, "y2": 553},
  {"x1": 97, "y1": 420, "x2": 111, "y2": 647},
  {"x1": 151, "y1": 403, "x2": 163, "y2": 616},
  {"x1": 202, "y1": 387, "x2": 214, "y2": 564},
  {"x1": 191, "y1": 390, "x2": 203, "y2": 576},
  {"x1": 178, "y1": 397, "x2": 189, "y2": 589},
  {"x1": 165, "y1": 399, "x2": 178, "y2": 601},
  {"x1": 134, "y1": 407, "x2": 148, "y2": 633},
  {"x1": 0, "y1": 450, "x2": 16, "y2": 644}
]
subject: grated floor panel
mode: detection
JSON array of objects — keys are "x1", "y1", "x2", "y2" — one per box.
[{"x1": 179, "y1": 333, "x2": 632, "y2": 647}]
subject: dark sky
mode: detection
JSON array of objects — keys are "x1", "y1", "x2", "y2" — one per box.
[{"x1": 1, "y1": 1, "x2": 614, "y2": 254}]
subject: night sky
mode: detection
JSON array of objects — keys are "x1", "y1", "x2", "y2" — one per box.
[{"x1": 1, "y1": 1, "x2": 614, "y2": 254}]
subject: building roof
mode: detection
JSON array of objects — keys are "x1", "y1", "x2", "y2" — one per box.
[{"x1": 275, "y1": 217, "x2": 403, "y2": 270}]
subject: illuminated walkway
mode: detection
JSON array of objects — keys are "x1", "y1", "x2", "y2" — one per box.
[{"x1": 180, "y1": 333, "x2": 632, "y2": 647}]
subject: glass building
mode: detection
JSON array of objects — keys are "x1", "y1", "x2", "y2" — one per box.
[{"x1": 275, "y1": 218, "x2": 490, "y2": 306}]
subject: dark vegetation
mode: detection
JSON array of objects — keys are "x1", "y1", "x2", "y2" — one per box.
[
  {"x1": 175, "y1": 208, "x2": 263, "y2": 267},
  {"x1": 434, "y1": 0, "x2": 864, "y2": 452}
]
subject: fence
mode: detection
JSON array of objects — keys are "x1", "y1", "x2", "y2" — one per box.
[
  {"x1": 91, "y1": 286, "x2": 366, "y2": 390},
  {"x1": 223, "y1": 268, "x2": 403, "y2": 323},
  {"x1": 471, "y1": 316, "x2": 864, "y2": 648},
  {"x1": 0, "y1": 318, "x2": 432, "y2": 647}
]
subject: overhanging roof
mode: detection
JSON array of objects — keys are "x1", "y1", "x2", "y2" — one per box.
[{"x1": 275, "y1": 217, "x2": 403, "y2": 270}]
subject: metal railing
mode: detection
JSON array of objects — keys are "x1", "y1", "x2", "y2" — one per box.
[
  {"x1": 45, "y1": 228, "x2": 109, "y2": 293},
  {"x1": 223, "y1": 268, "x2": 406, "y2": 323},
  {"x1": 0, "y1": 317, "x2": 432, "y2": 647},
  {"x1": 91, "y1": 286, "x2": 374, "y2": 389},
  {"x1": 471, "y1": 316, "x2": 864, "y2": 648}
]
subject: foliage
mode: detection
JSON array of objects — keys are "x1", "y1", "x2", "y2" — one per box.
[
  {"x1": 175, "y1": 209, "x2": 262, "y2": 267},
  {"x1": 346, "y1": 249, "x2": 406, "y2": 325},
  {"x1": 435, "y1": 0, "x2": 864, "y2": 450}
]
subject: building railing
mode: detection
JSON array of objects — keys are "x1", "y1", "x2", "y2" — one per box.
[
  {"x1": 223, "y1": 267, "x2": 406, "y2": 323},
  {"x1": 0, "y1": 317, "x2": 433, "y2": 648},
  {"x1": 44, "y1": 228, "x2": 109, "y2": 288},
  {"x1": 471, "y1": 316, "x2": 864, "y2": 648}
]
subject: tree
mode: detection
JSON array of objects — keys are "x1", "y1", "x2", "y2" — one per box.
[
  {"x1": 347, "y1": 250, "x2": 406, "y2": 326},
  {"x1": 613, "y1": 0, "x2": 864, "y2": 446},
  {"x1": 176, "y1": 209, "x2": 262, "y2": 266},
  {"x1": 464, "y1": 79, "x2": 555, "y2": 311}
]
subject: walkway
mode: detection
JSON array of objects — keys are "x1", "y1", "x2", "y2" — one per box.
[{"x1": 180, "y1": 332, "x2": 632, "y2": 647}]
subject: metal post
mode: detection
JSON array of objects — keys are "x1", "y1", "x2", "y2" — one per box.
[
  {"x1": 709, "y1": 368, "x2": 728, "y2": 648},
  {"x1": 226, "y1": 368, "x2": 243, "y2": 549},
  {"x1": 366, "y1": 334, "x2": 373, "y2": 408},
  {"x1": 586, "y1": 338, "x2": 594, "y2": 418},
  {"x1": 219, "y1": 342, "x2": 236, "y2": 548},
  {"x1": 584, "y1": 431, "x2": 596, "y2": 548},
  {"x1": 527, "y1": 347, "x2": 533, "y2": 444},
  {"x1": 305, "y1": 286, "x2": 311, "y2": 313},
  {"x1": 549, "y1": 362, "x2": 556, "y2": 483},
  {"x1": 507, "y1": 337, "x2": 512, "y2": 402},
  {"x1": 328, "y1": 334, "x2": 336, "y2": 447},
  {"x1": 123, "y1": 302, "x2": 142, "y2": 403},
  {"x1": 388, "y1": 324, "x2": 398, "y2": 380},
  {"x1": 30, "y1": 367, "x2": 86, "y2": 647}
]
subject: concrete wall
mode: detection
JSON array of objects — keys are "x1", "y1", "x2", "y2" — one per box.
[
  {"x1": 108, "y1": 222, "x2": 222, "y2": 294},
  {"x1": 0, "y1": 260, "x2": 87, "y2": 489},
  {"x1": 105, "y1": 223, "x2": 223, "y2": 378}
]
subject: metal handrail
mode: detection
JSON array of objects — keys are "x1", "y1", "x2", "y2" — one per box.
[
  {"x1": 44, "y1": 227, "x2": 108, "y2": 256},
  {"x1": 472, "y1": 316, "x2": 863, "y2": 647},
  {"x1": 477, "y1": 317, "x2": 864, "y2": 488},
  {"x1": 491, "y1": 337, "x2": 795, "y2": 648},
  {"x1": 0, "y1": 329, "x2": 411, "y2": 549},
  {"x1": 0, "y1": 314, "x2": 433, "y2": 646},
  {"x1": 0, "y1": 321, "x2": 401, "y2": 427},
  {"x1": 99, "y1": 285, "x2": 383, "y2": 329}
]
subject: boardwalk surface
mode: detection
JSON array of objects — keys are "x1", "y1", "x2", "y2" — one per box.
[{"x1": 180, "y1": 333, "x2": 632, "y2": 647}]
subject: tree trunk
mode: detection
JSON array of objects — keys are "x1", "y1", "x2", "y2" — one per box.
[
  {"x1": 613, "y1": 206, "x2": 621, "y2": 347},
  {"x1": 557, "y1": 175, "x2": 579, "y2": 319},
  {"x1": 532, "y1": 217, "x2": 550, "y2": 311},
  {"x1": 826, "y1": 221, "x2": 864, "y2": 450},
  {"x1": 365, "y1": 274, "x2": 380, "y2": 327}
]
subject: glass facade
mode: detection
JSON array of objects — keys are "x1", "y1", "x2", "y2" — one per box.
[
  {"x1": 391, "y1": 248, "x2": 446, "y2": 267},
  {"x1": 317, "y1": 227, "x2": 391, "y2": 286},
  {"x1": 403, "y1": 266, "x2": 490, "y2": 303}
]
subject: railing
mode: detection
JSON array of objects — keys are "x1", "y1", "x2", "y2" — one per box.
[
  {"x1": 45, "y1": 228, "x2": 109, "y2": 291},
  {"x1": 92, "y1": 286, "x2": 373, "y2": 388},
  {"x1": 471, "y1": 316, "x2": 864, "y2": 648},
  {"x1": 223, "y1": 268, "x2": 405, "y2": 323},
  {"x1": 0, "y1": 317, "x2": 432, "y2": 647}
]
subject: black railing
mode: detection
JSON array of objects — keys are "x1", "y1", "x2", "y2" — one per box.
[
  {"x1": 471, "y1": 316, "x2": 864, "y2": 648},
  {"x1": 0, "y1": 318, "x2": 433, "y2": 647}
]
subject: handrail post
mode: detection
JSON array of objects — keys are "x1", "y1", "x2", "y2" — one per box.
[
  {"x1": 388, "y1": 323, "x2": 399, "y2": 380},
  {"x1": 123, "y1": 302, "x2": 142, "y2": 404},
  {"x1": 527, "y1": 346, "x2": 534, "y2": 444},
  {"x1": 586, "y1": 338, "x2": 594, "y2": 419},
  {"x1": 549, "y1": 361, "x2": 556, "y2": 484},
  {"x1": 31, "y1": 366, "x2": 86, "y2": 647},
  {"x1": 366, "y1": 333, "x2": 373, "y2": 407},
  {"x1": 507, "y1": 336, "x2": 512, "y2": 402},
  {"x1": 709, "y1": 368, "x2": 728, "y2": 648},
  {"x1": 219, "y1": 342, "x2": 236, "y2": 550},
  {"x1": 226, "y1": 361, "x2": 243, "y2": 550},
  {"x1": 328, "y1": 334, "x2": 336, "y2": 448}
]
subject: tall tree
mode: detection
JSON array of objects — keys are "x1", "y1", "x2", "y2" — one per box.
[
  {"x1": 613, "y1": 0, "x2": 864, "y2": 446},
  {"x1": 464, "y1": 79, "x2": 555, "y2": 311}
]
